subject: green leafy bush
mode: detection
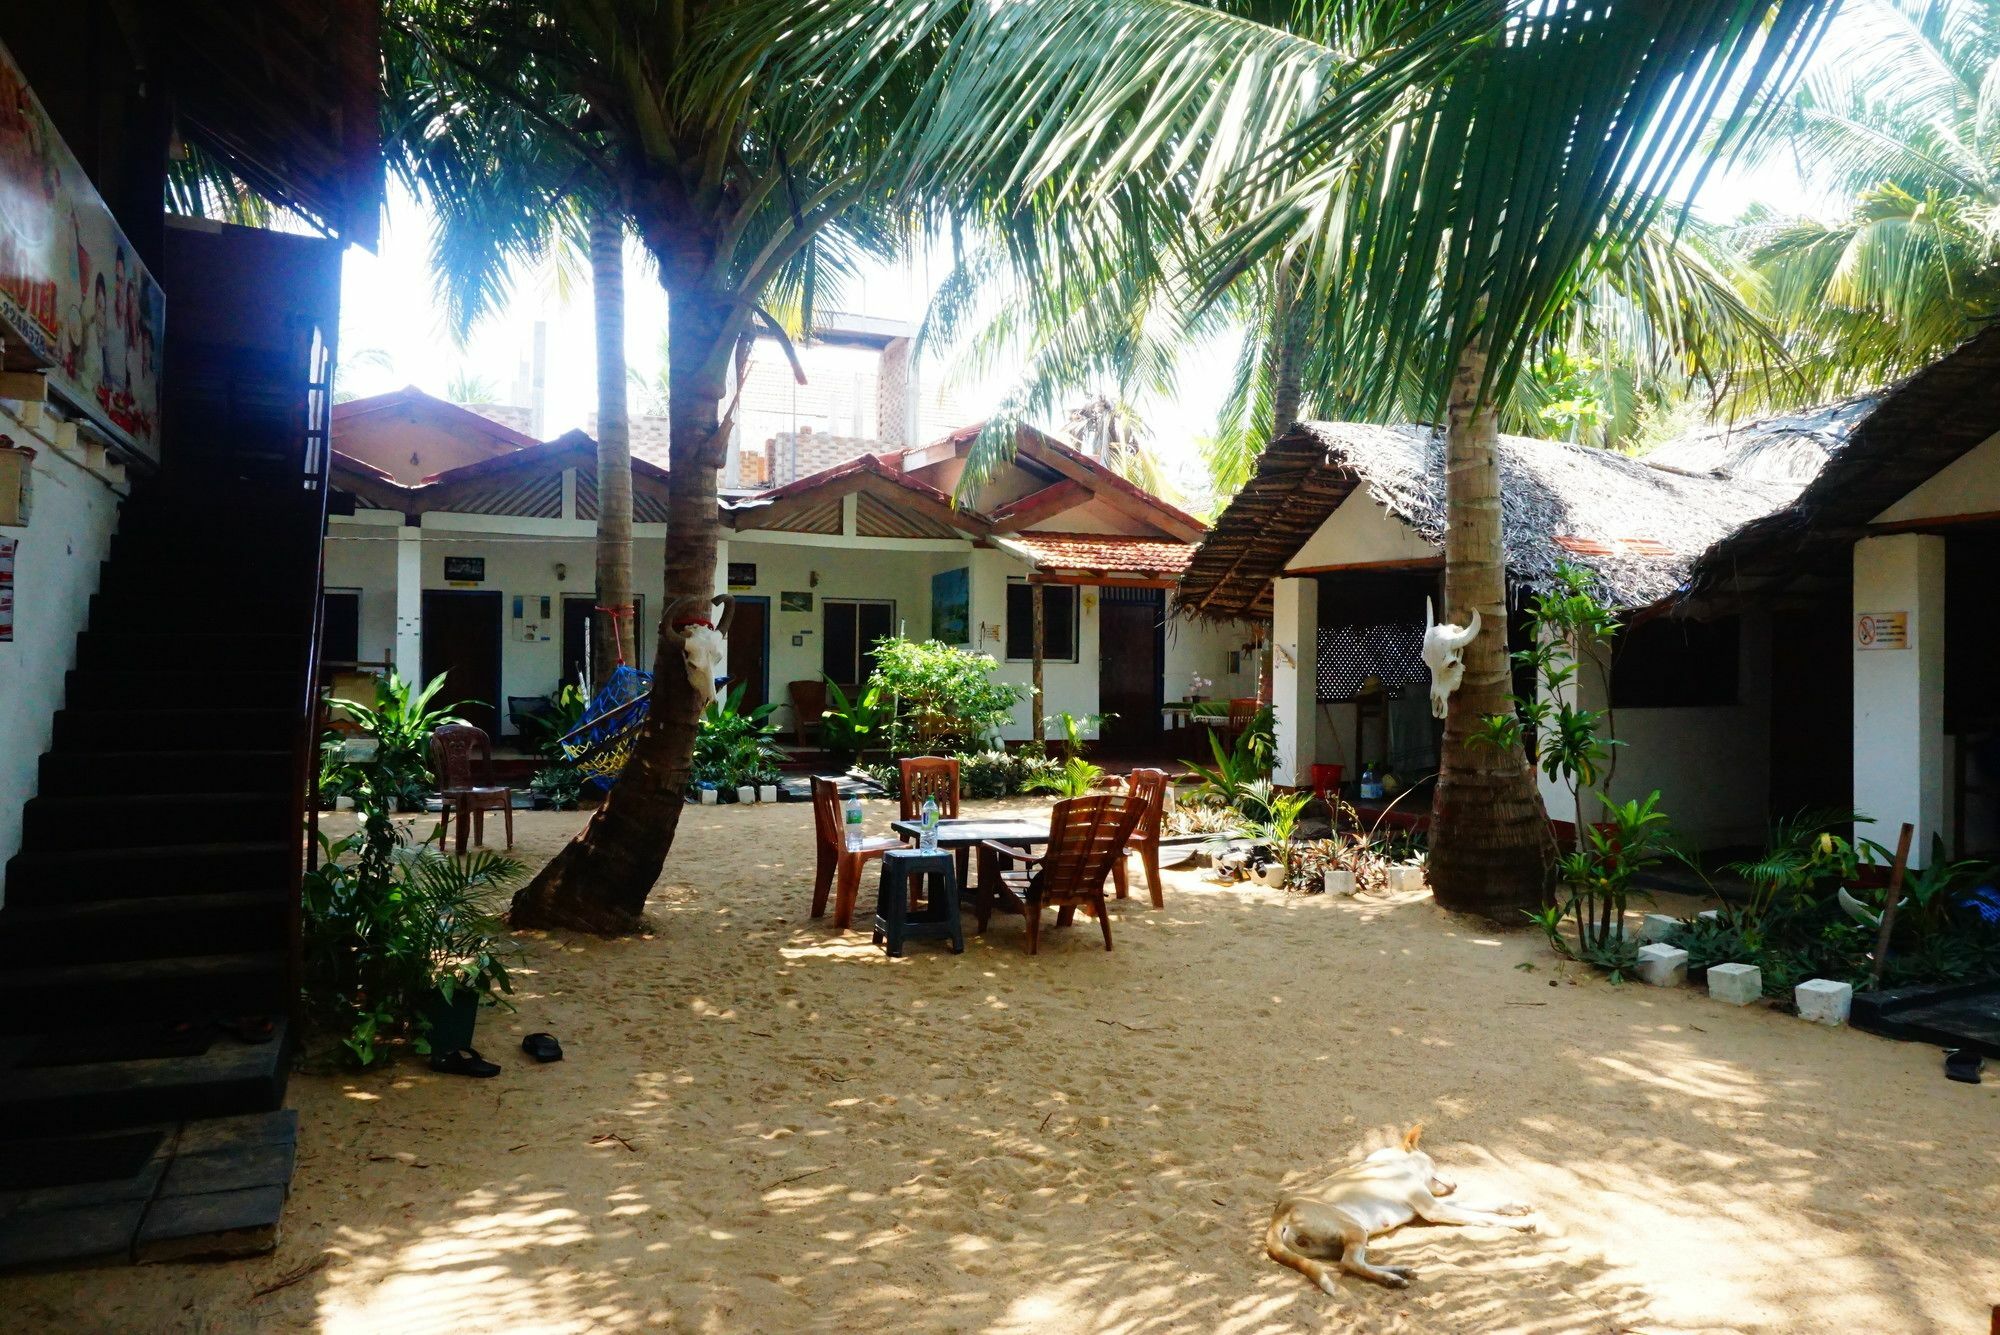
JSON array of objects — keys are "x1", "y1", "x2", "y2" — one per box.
[
  {"x1": 868, "y1": 639, "x2": 1022, "y2": 756},
  {"x1": 332, "y1": 671, "x2": 469, "y2": 812},
  {"x1": 302, "y1": 781, "x2": 521, "y2": 1066},
  {"x1": 692, "y1": 683, "x2": 784, "y2": 789},
  {"x1": 862, "y1": 749, "x2": 1057, "y2": 799},
  {"x1": 1024, "y1": 756, "x2": 1104, "y2": 799},
  {"x1": 820, "y1": 677, "x2": 888, "y2": 767},
  {"x1": 530, "y1": 764, "x2": 585, "y2": 810}
]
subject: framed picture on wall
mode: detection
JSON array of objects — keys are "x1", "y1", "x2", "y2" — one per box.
[
  {"x1": 931, "y1": 567, "x2": 970, "y2": 645},
  {"x1": 780, "y1": 590, "x2": 813, "y2": 613}
]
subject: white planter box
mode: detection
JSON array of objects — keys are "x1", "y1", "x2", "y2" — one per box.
[
  {"x1": 1322, "y1": 868, "x2": 1356, "y2": 896},
  {"x1": 698, "y1": 788, "x2": 718, "y2": 805},
  {"x1": 736, "y1": 785, "x2": 757, "y2": 805},
  {"x1": 758, "y1": 784, "x2": 779, "y2": 803}
]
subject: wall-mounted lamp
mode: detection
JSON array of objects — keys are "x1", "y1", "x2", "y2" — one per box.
[
  {"x1": 554, "y1": 562, "x2": 568, "y2": 582},
  {"x1": 809, "y1": 570, "x2": 820, "y2": 588}
]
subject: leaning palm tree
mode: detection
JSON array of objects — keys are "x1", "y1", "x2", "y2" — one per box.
[{"x1": 1734, "y1": 0, "x2": 2000, "y2": 404}]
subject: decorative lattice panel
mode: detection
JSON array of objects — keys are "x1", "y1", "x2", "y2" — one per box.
[{"x1": 1315, "y1": 622, "x2": 1428, "y2": 702}]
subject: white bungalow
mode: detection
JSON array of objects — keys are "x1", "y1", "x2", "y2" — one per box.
[
  {"x1": 324, "y1": 388, "x2": 1262, "y2": 754},
  {"x1": 1178, "y1": 325, "x2": 2000, "y2": 861}
]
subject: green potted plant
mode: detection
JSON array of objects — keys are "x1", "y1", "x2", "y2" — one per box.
[
  {"x1": 819, "y1": 677, "x2": 888, "y2": 770},
  {"x1": 300, "y1": 779, "x2": 522, "y2": 1068},
  {"x1": 331, "y1": 671, "x2": 470, "y2": 813}
]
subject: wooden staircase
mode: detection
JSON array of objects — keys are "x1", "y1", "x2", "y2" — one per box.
[{"x1": 0, "y1": 336, "x2": 331, "y2": 1266}]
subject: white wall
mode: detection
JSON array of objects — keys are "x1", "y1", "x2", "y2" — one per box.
[
  {"x1": 1285, "y1": 490, "x2": 1437, "y2": 572},
  {"x1": 1852, "y1": 533, "x2": 1946, "y2": 860},
  {"x1": 0, "y1": 403, "x2": 126, "y2": 902},
  {"x1": 1875, "y1": 431, "x2": 2000, "y2": 526}
]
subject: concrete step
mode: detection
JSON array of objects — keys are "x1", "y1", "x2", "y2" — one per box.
[
  {"x1": 0, "y1": 953, "x2": 288, "y2": 1035},
  {"x1": 64, "y1": 668, "x2": 303, "y2": 712},
  {"x1": 0, "y1": 890, "x2": 289, "y2": 966},
  {"x1": 21, "y1": 792, "x2": 293, "y2": 852},
  {"x1": 37, "y1": 749, "x2": 294, "y2": 798},
  {"x1": 73, "y1": 630, "x2": 305, "y2": 673},
  {"x1": 0, "y1": 1111, "x2": 295, "y2": 1270},
  {"x1": 85, "y1": 593, "x2": 305, "y2": 636},
  {"x1": 4, "y1": 841, "x2": 295, "y2": 906},
  {"x1": 53, "y1": 707, "x2": 298, "y2": 752}
]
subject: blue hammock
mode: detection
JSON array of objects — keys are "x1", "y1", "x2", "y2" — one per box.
[{"x1": 559, "y1": 664, "x2": 654, "y2": 791}]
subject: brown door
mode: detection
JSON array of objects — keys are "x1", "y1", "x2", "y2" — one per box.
[
  {"x1": 1769, "y1": 604, "x2": 1852, "y2": 828},
  {"x1": 726, "y1": 597, "x2": 770, "y2": 709},
  {"x1": 421, "y1": 590, "x2": 503, "y2": 737},
  {"x1": 1098, "y1": 589, "x2": 1165, "y2": 752}
]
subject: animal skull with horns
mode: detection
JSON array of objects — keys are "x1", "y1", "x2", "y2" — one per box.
[
  {"x1": 1421, "y1": 598, "x2": 1482, "y2": 720},
  {"x1": 669, "y1": 594, "x2": 736, "y2": 706}
]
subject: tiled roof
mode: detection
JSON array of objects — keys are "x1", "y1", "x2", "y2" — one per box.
[{"x1": 1006, "y1": 532, "x2": 1197, "y2": 577}]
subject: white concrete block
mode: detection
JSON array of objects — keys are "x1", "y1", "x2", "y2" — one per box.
[
  {"x1": 1387, "y1": 865, "x2": 1426, "y2": 893},
  {"x1": 1707, "y1": 962, "x2": 1762, "y2": 1005},
  {"x1": 1638, "y1": 913, "x2": 1680, "y2": 944},
  {"x1": 1322, "y1": 868, "x2": 1356, "y2": 896},
  {"x1": 1697, "y1": 909, "x2": 1721, "y2": 923},
  {"x1": 1635, "y1": 943, "x2": 1688, "y2": 988},
  {"x1": 1795, "y1": 978, "x2": 1853, "y2": 1026}
]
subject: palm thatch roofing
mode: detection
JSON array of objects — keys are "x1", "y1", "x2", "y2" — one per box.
[
  {"x1": 1678, "y1": 324, "x2": 2000, "y2": 603},
  {"x1": 1177, "y1": 422, "x2": 1804, "y2": 622}
]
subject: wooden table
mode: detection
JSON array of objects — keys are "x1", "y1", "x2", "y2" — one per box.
[{"x1": 890, "y1": 817, "x2": 1048, "y2": 930}]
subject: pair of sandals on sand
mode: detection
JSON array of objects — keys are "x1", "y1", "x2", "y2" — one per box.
[{"x1": 430, "y1": 1032, "x2": 562, "y2": 1078}]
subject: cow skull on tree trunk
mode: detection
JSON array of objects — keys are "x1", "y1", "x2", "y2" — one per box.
[
  {"x1": 1421, "y1": 598, "x2": 1482, "y2": 720},
  {"x1": 670, "y1": 594, "x2": 736, "y2": 706}
]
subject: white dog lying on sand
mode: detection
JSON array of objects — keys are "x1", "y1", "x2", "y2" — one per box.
[{"x1": 1266, "y1": 1125, "x2": 1538, "y2": 1295}]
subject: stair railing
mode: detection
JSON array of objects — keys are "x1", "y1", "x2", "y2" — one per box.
[{"x1": 289, "y1": 320, "x2": 334, "y2": 1018}]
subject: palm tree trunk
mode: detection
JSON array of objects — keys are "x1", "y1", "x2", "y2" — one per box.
[
  {"x1": 589, "y1": 213, "x2": 634, "y2": 693},
  {"x1": 1427, "y1": 338, "x2": 1552, "y2": 918},
  {"x1": 1268, "y1": 259, "x2": 1304, "y2": 439},
  {"x1": 510, "y1": 238, "x2": 734, "y2": 933}
]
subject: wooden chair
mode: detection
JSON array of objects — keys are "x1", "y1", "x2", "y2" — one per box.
[
  {"x1": 789, "y1": 680, "x2": 827, "y2": 746},
  {"x1": 1225, "y1": 696, "x2": 1262, "y2": 751},
  {"x1": 1111, "y1": 767, "x2": 1168, "y2": 909},
  {"x1": 429, "y1": 723, "x2": 513, "y2": 854},
  {"x1": 810, "y1": 776, "x2": 900, "y2": 930},
  {"x1": 980, "y1": 792, "x2": 1143, "y2": 953},
  {"x1": 898, "y1": 756, "x2": 967, "y2": 885}
]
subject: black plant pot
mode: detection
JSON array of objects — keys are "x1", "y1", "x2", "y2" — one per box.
[{"x1": 418, "y1": 986, "x2": 480, "y2": 1053}]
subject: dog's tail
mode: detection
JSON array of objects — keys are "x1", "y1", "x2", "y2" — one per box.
[{"x1": 1266, "y1": 1209, "x2": 1340, "y2": 1298}]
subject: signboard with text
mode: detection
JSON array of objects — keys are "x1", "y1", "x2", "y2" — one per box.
[
  {"x1": 1856, "y1": 611, "x2": 1909, "y2": 650},
  {"x1": 0, "y1": 41, "x2": 164, "y2": 460}
]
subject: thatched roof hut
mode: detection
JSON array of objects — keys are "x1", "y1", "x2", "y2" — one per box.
[
  {"x1": 1678, "y1": 324, "x2": 2000, "y2": 602},
  {"x1": 1177, "y1": 422, "x2": 1802, "y2": 621}
]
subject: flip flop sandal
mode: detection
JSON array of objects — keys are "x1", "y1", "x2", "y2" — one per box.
[
  {"x1": 430, "y1": 1047, "x2": 501, "y2": 1078},
  {"x1": 1944, "y1": 1049, "x2": 1984, "y2": 1084},
  {"x1": 521, "y1": 1033, "x2": 563, "y2": 1063}
]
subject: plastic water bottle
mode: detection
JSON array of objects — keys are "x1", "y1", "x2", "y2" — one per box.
[
  {"x1": 844, "y1": 795, "x2": 865, "y2": 851},
  {"x1": 919, "y1": 795, "x2": 940, "y2": 852}
]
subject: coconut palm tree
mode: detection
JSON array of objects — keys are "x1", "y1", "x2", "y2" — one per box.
[
  {"x1": 1735, "y1": 0, "x2": 2000, "y2": 403},
  {"x1": 587, "y1": 213, "x2": 635, "y2": 692}
]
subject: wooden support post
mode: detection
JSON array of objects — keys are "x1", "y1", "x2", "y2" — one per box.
[
  {"x1": 1031, "y1": 581, "x2": 1046, "y2": 752},
  {"x1": 1868, "y1": 822, "x2": 1916, "y2": 992}
]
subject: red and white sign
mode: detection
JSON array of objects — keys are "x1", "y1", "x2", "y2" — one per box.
[
  {"x1": 0, "y1": 40, "x2": 164, "y2": 460},
  {"x1": 1856, "y1": 611, "x2": 1909, "y2": 650}
]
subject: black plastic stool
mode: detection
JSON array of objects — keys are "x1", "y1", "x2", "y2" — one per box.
[{"x1": 874, "y1": 848, "x2": 964, "y2": 957}]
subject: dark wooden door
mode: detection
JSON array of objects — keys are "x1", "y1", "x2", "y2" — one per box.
[
  {"x1": 422, "y1": 590, "x2": 503, "y2": 737},
  {"x1": 1098, "y1": 589, "x2": 1165, "y2": 751},
  {"x1": 727, "y1": 597, "x2": 770, "y2": 708},
  {"x1": 1769, "y1": 604, "x2": 1852, "y2": 829}
]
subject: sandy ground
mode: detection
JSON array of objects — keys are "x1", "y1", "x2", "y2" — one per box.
[{"x1": 11, "y1": 798, "x2": 2000, "y2": 1334}]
